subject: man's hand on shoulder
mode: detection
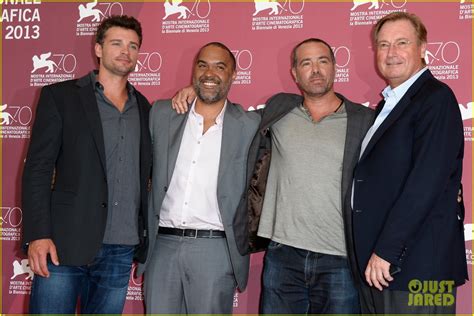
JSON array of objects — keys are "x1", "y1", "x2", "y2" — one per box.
[
  {"x1": 28, "y1": 238, "x2": 59, "y2": 278},
  {"x1": 365, "y1": 253, "x2": 393, "y2": 291},
  {"x1": 171, "y1": 85, "x2": 195, "y2": 114}
]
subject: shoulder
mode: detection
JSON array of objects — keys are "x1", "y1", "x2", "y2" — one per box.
[
  {"x1": 338, "y1": 93, "x2": 375, "y2": 119},
  {"x1": 266, "y1": 92, "x2": 302, "y2": 108},
  {"x1": 150, "y1": 99, "x2": 173, "y2": 115},
  {"x1": 420, "y1": 75, "x2": 456, "y2": 100},
  {"x1": 410, "y1": 75, "x2": 458, "y2": 118},
  {"x1": 230, "y1": 102, "x2": 261, "y2": 124},
  {"x1": 45, "y1": 77, "x2": 81, "y2": 93},
  {"x1": 134, "y1": 89, "x2": 151, "y2": 108}
]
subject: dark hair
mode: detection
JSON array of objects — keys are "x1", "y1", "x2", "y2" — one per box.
[
  {"x1": 291, "y1": 38, "x2": 335, "y2": 68},
  {"x1": 373, "y1": 12, "x2": 427, "y2": 45},
  {"x1": 197, "y1": 42, "x2": 236, "y2": 71},
  {"x1": 95, "y1": 15, "x2": 143, "y2": 47}
]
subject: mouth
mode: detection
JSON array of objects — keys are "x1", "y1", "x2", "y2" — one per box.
[
  {"x1": 309, "y1": 76, "x2": 324, "y2": 83},
  {"x1": 116, "y1": 57, "x2": 132, "y2": 63},
  {"x1": 200, "y1": 78, "x2": 220, "y2": 88},
  {"x1": 385, "y1": 59, "x2": 403, "y2": 66}
]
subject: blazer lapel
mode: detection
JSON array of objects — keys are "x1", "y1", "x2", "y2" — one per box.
[
  {"x1": 136, "y1": 93, "x2": 152, "y2": 183},
  {"x1": 359, "y1": 70, "x2": 432, "y2": 162},
  {"x1": 77, "y1": 76, "x2": 107, "y2": 175},
  {"x1": 217, "y1": 102, "x2": 243, "y2": 199},
  {"x1": 167, "y1": 110, "x2": 189, "y2": 184},
  {"x1": 341, "y1": 101, "x2": 367, "y2": 203}
]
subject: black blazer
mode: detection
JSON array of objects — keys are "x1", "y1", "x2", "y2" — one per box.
[
  {"x1": 352, "y1": 70, "x2": 468, "y2": 290},
  {"x1": 22, "y1": 73, "x2": 152, "y2": 266}
]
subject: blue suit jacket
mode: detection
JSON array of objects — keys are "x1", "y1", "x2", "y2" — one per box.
[{"x1": 352, "y1": 70, "x2": 468, "y2": 290}]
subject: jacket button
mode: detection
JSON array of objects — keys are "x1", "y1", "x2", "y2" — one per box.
[
  {"x1": 354, "y1": 209, "x2": 363, "y2": 213},
  {"x1": 164, "y1": 186, "x2": 168, "y2": 192},
  {"x1": 101, "y1": 203, "x2": 107, "y2": 208}
]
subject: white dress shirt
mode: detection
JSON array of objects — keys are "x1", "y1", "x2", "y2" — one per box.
[{"x1": 159, "y1": 100, "x2": 227, "y2": 230}]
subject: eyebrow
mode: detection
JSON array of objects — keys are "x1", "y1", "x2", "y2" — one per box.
[
  {"x1": 299, "y1": 56, "x2": 330, "y2": 64},
  {"x1": 108, "y1": 39, "x2": 139, "y2": 46},
  {"x1": 377, "y1": 37, "x2": 410, "y2": 43},
  {"x1": 197, "y1": 60, "x2": 228, "y2": 67}
]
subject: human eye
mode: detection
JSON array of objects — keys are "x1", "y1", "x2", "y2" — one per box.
[
  {"x1": 130, "y1": 43, "x2": 139, "y2": 50},
  {"x1": 396, "y1": 39, "x2": 410, "y2": 49},
  {"x1": 300, "y1": 60, "x2": 311, "y2": 67},
  {"x1": 377, "y1": 41, "x2": 390, "y2": 50}
]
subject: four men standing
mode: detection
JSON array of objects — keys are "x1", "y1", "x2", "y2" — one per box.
[{"x1": 21, "y1": 11, "x2": 468, "y2": 315}]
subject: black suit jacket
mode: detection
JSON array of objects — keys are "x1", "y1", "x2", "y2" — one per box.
[
  {"x1": 352, "y1": 70, "x2": 468, "y2": 290},
  {"x1": 22, "y1": 73, "x2": 152, "y2": 266}
]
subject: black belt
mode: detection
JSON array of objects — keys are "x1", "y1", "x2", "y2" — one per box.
[{"x1": 158, "y1": 227, "x2": 226, "y2": 238}]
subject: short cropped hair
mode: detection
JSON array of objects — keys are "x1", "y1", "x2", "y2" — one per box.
[
  {"x1": 95, "y1": 15, "x2": 143, "y2": 47},
  {"x1": 291, "y1": 38, "x2": 336, "y2": 68},
  {"x1": 373, "y1": 11, "x2": 427, "y2": 45},
  {"x1": 197, "y1": 42, "x2": 236, "y2": 71}
]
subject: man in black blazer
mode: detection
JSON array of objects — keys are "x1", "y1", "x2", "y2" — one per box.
[
  {"x1": 352, "y1": 12, "x2": 468, "y2": 314},
  {"x1": 22, "y1": 15, "x2": 151, "y2": 314}
]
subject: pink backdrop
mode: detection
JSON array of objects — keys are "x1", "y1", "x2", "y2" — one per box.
[{"x1": 1, "y1": 0, "x2": 472, "y2": 313}]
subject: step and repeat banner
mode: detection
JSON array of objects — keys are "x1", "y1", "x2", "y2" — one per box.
[{"x1": 1, "y1": 0, "x2": 472, "y2": 314}]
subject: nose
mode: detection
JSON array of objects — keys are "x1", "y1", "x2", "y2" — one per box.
[
  {"x1": 121, "y1": 46, "x2": 130, "y2": 56},
  {"x1": 386, "y1": 44, "x2": 398, "y2": 56},
  {"x1": 203, "y1": 66, "x2": 217, "y2": 78},
  {"x1": 311, "y1": 62, "x2": 320, "y2": 74}
]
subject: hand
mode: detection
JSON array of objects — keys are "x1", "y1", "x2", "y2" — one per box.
[
  {"x1": 365, "y1": 253, "x2": 393, "y2": 291},
  {"x1": 28, "y1": 238, "x2": 59, "y2": 277},
  {"x1": 171, "y1": 85, "x2": 195, "y2": 114}
]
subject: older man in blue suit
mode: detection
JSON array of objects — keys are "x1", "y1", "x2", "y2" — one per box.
[{"x1": 351, "y1": 12, "x2": 468, "y2": 314}]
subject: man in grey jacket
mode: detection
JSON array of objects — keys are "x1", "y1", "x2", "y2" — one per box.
[{"x1": 140, "y1": 42, "x2": 260, "y2": 314}]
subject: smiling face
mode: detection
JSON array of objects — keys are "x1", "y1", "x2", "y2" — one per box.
[
  {"x1": 192, "y1": 45, "x2": 236, "y2": 104},
  {"x1": 291, "y1": 41, "x2": 336, "y2": 98},
  {"x1": 95, "y1": 26, "x2": 140, "y2": 77},
  {"x1": 376, "y1": 19, "x2": 426, "y2": 88}
]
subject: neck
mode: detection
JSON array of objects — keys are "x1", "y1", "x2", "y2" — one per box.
[
  {"x1": 389, "y1": 66, "x2": 425, "y2": 89},
  {"x1": 302, "y1": 91, "x2": 342, "y2": 122},
  {"x1": 96, "y1": 69, "x2": 130, "y2": 112},
  {"x1": 195, "y1": 99, "x2": 226, "y2": 135},
  {"x1": 96, "y1": 69, "x2": 129, "y2": 95},
  {"x1": 195, "y1": 99, "x2": 226, "y2": 119},
  {"x1": 303, "y1": 91, "x2": 340, "y2": 112}
]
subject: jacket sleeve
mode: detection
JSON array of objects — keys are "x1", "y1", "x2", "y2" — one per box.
[{"x1": 22, "y1": 85, "x2": 63, "y2": 245}]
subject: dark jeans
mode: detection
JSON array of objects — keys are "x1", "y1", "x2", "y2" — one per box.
[
  {"x1": 260, "y1": 241, "x2": 360, "y2": 314},
  {"x1": 29, "y1": 244, "x2": 134, "y2": 314}
]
